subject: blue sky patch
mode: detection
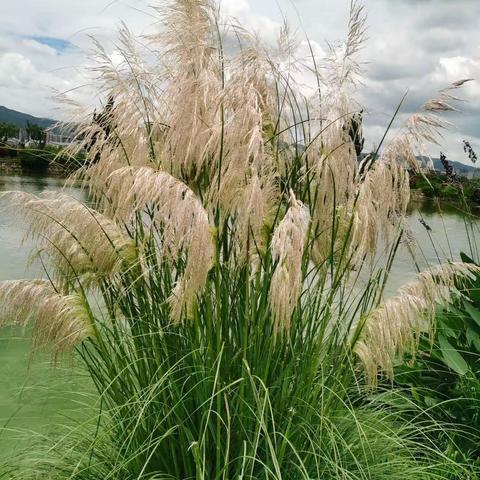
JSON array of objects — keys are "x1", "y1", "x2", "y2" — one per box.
[{"x1": 26, "y1": 36, "x2": 74, "y2": 53}]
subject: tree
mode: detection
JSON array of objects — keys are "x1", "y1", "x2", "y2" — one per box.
[
  {"x1": 26, "y1": 121, "x2": 47, "y2": 148},
  {"x1": 86, "y1": 95, "x2": 116, "y2": 163},
  {"x1": 0, "y1": 122, "x2": 19, "y2": 143},
  {"x1": 345, "y1": 110, "x2": 365, "y2": 158}
]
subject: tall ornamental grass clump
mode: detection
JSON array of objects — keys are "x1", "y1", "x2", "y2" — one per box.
[{"x1": 0, "y1": 1, "x2": 478, "y2": 478}]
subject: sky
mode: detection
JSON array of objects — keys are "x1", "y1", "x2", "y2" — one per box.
[{"x1": 0, "y1": 0, "x2": 479, "y2": 163}]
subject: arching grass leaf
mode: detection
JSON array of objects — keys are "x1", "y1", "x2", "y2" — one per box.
[{"x1": 438, "y1": 334, "x2": 469, "y2": 375}]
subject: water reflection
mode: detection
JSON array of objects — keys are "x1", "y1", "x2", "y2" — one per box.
[{"x1": 0, "y1": 175, "x2": 65, "y2": 194}]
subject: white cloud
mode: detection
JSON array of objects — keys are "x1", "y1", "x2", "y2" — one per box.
[
  {"x1": 437, "y1": 56, "x2": 479, "y2": 81},
  {"x1": 21, "y1": 39, "x2": 58, "y2": 57},
  {"x1": 0, "y1": 53, "x2": 37, "y2": 88},
  {"x1": 0, "y1": 51, "x2": 80, "y2": 118},
  {"x1": 221, "y1": 0, "x2": 249, "y2": 16}
]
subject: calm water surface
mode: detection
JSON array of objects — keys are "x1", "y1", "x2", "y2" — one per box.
[
  {"x1": 387, "y1": 199, "x2": 480, "y2": 294},
  {"x1": 0, "y1": 176, "x2": 90, "y2": 459},
  {"x1": 0, "y1": 175, "x2": 479, "y2": 457}
]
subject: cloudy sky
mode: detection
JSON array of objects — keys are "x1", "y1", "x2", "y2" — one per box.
[{"x1": 1, "y1": 0, "x2": 479, "y2": 163}]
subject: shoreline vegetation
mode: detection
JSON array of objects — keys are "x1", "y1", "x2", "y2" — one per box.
[
  {"x1": 410, "y1": 171, "x2": 480, "y2": 206},
  {"x1": 1, "y1": 1, "x2": 480, "y2": 478}
]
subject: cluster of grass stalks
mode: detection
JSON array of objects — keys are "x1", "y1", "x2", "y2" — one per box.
[{"x1": 0, "y1": 1, "x2": 478, "y2": 478}]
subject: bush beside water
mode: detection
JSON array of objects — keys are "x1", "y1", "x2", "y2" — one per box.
[
  {"x1": 389, "y1": 252, "x2": 480, "y2": 467},
  {"x1": 411, "y1": 173, "x2": 480, "y2": 205}
]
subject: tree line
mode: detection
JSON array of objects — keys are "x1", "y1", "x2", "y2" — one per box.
[{"x1": 0, "y1": 121, "x2": 46, "y2": 147}]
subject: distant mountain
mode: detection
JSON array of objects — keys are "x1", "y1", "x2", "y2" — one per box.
[
  {"x1": 418, "y1": 156, "x2": 479, "y2": 175},
  {"x1": 0, "y1": 105, "x2": 56, "y2": 129},
  {"x1": 431, "y1": 158, "x2": 478, "y2": 174}
]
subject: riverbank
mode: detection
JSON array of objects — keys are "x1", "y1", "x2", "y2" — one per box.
[
  {"x1": 0, "y1": 157, "x2": 69, "y2": 177},
  {"x1": 410, "y1": 171, "x2": 480, "y2": 206}
]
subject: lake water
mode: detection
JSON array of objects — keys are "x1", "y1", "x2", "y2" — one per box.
[
  {"x1": 389, "y1": 199, "x2": 480, "y2": 293},
  {"x1": 0, "y1": 176, "x2": 91, "y2": 460},
  {"x1": 0, "y1": 174, "x2": 479, "y2": 459}
]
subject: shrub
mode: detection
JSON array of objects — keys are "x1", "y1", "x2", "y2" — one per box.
[
  {"x1": 392, "y1": 252, "x2": 480, "y2": 465},
  {"x1": 442, "y1": 183, "x2": 460, "y2": 199},
  {"x1": 422, "y1": 184, "x2": 436, "y2": 198}
]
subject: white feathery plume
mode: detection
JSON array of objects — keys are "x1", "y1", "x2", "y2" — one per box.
[
  {"x1": 355, "y1": 262, "x2": 480, "y2": 384},
  {"x1": 310, "y1": 79, "x2": 469, "y2": 270},
  {"x1": 1, "y1": 191, "x2": 136, "y2": 285},
  {"x1": 104, "y1": 166, "x2": 214, "y2": 319},
  {"x1": 349, "y1": 161, "x2": 410, "y2": 266},
  {"x1": 308, "y1": 2, "x2": 366, "y2": 268},
  {"x1": 269, "y1": 192, "x2": 310, "y2": 331},
  {"x1": 64, "y1": 23, "x2": 166, "y2": 201},
  {"x1": 342, "y1": 80, "x2": 470, "y2": 267},
  {"x1": 409, "y1": 79, "x2": 472, "y2": 144},
  {"x1": 155, "y1": 0, "x2": 222, "y2": 180},
  {"x1": 207, "y1": 42, "x2": 277, "y2": 214},
  {"x1": 0, "y1": 280, "x2": 93, "y2": 353},
  {"x1": 234, "y1": 172, "x2": 278, "y2": 263},
  {"x1": 310, "y1": 123, "x2": 358, "y2": 267},
  {"x1": 345, "y1": 80, "x2": 469, "y2": 267},
  {"x1": 382, "y1": 80, "x2": 473, "y2": 170},
  {"x1": 322, "y1": 0, "x2": 366, "y2": 114},
  {"x1": 327, "y1": 0, "x2": 366, "y2": 88}
]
